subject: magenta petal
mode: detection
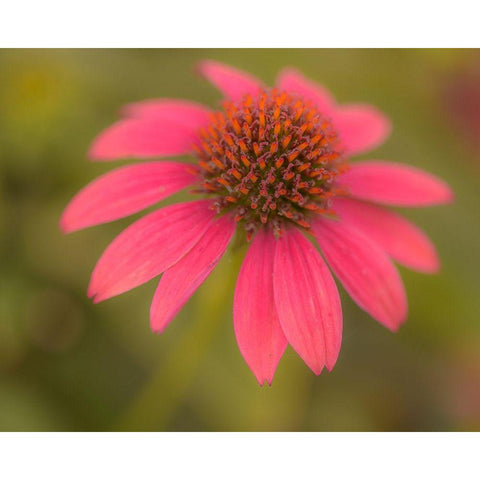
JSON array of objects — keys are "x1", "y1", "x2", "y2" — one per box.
[
  {"x1": 313, "y1": 217, "x2": 408, "y2": 332},
  {"x1": 334, "y1": 104, "x2": 391, "y2": 155},
  {"x1": 273, "y1": 228, "x2": 342, "y2": 374},
  {"x1": 333, "y1": 198, "x2": 440, "y2": 273},
  {"x1": 88, "y1": 117, "x2": 203, "y2": 161},
  {"x1": 276, "y1": 68, "x2": 336, "y2": 115},
  {"x1": 121, "y1": 99, "x2": 211, "y2": 129},
  {"x1": 338, "y1": 161, "x2": 454, "y2": 206},
  {"x1": 197, "y1": 60, "x2": 263, "y2": 102},
  {"x1": 150, "y1": 215, "x2": 235, "y2": 334},
  {"x1": 60, "y1": 162, "x2": 199, "y2": 233},
  {"x1": 88, "y1": 200, "x2": 214, "y2": 302},
  {"x1": 233, "y1": 229, "x2": 288, "y2": 385}
]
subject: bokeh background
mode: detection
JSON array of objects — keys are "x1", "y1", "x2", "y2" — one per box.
[{"x1": 1, "y1": 49, "x2": 479, "y2": 431}]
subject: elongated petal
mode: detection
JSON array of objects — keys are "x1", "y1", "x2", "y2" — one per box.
[
  {"x1": 89, "y1": 117, "x2": 203, "y2": 161},
  {"x1": 233, "y1": 229, "x2": 288, "y2": 385},
  {"x1": 333, "y1": 198, "x2": 439, "y2": 273},
  {"x1": 150, "y1": 215, "x2": 235, "y2": 334},
  {"x1": 334, "y1": 104, "x2": 391, "y2": 155},
  {"x1": 313, "y1": 217, "x2": 408, "y2": 331},
  {"x1": 197, "y1": 60, "x2": 263, "y2": 101},
  {"x1": 338, "y1": 161, "x2": 454, "y2": 206},
  {"x1": 121, "y1": 99, "x2": 211, "y2": 129},
  {"x1": 273, "y1": 228, "x2": 342, "y2": 374},
  {"x1": 88, "y1": 200, "x2": 214, "y2": 302},
  {"x1": 276, "y1": 68, "x2": 336, "y2": 115},
  {"x1": 60, "y1": 162, "x2": 198, "y2": 233}
]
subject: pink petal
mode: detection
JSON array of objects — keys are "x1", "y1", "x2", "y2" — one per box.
[
  {"x1": 333, "y1": 198, "x2": 440, "y2": 273},
  {"x1": 60, "y1": 162, "x2": 199, "y2": 233},
  {"x1": 313, "y1": 217, "x2": 408, "y2": 331},
  {"x1": 338, "y1": 161, "x2": 454, "y2": 206},
  {"x1": 121, "y1": 99, "x2": 211, "y2": 129},
  {"x1": 150, "y1": 215, "x2": 235, "y2": 334},
  {"x1": 333, "y1": 104, "x2": 391, "y2": 155},
  {"x1": 275, "y1": 68, "x2": 336, "y2": 115},
  {"x1": 273, "y1": 228, "x2": 342, "y2": 374},
  {"x1": 88, "y1": 200, "x2": 214, "y2": 302},
  {"x1": 89, "y1": 117, "x2": 204, "y2": 161},
  {"x1": 197, "y1": 60, "x2": 264, "y2": 102},
  {"x1": 233, "y1": 229, "x2": 288, "y2": 386}
]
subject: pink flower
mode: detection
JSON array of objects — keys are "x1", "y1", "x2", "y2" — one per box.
[{"x1": 61, "y1": 61, "x2": 453, "y2": 385}]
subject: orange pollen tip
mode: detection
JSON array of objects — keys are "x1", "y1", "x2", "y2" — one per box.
[
  {"x1": 201, "y1": 142, "x2": 212, "y2": 155},
  {"x1": 295, "y1": 219, "x2": 311, "y2": 228},
  {"x1": 259, "y1": 112, "x2": 265, "y2": 127},
  {"x1": 203, "y1": 182, "x2": 217, "y2": 191},
  {"x1": 282, "y1": 135, "x2": 292, "y2": 149},
  {"x1": 212, "y1": 157, "x2": 225, "y2": 170},
  {"x1": 297, "y1": 163, "x2": 310, "y2": 173},
  {"x1": 298, "y1": 142, "x2": 309, "y2": 152},
  {"x1": 287, "y1": 151, "x2": 300, "y2": 162},
  {"x1": 208, "y1": 126, "x2": 218, "y2": 140},
  {"x1": 217, "y1": 178, "x2": 230, "y2": 187},
  {"x1": 230, "y1": 168, "x2": 242, "y2": 180},
  {"x1": 232, "y1": 119, "x2": 242, "y2": 135},
  {"x1": 199, "y1": 160, "x2": 214, "y2": 173},
  {"x1": 238, "y1": 140, "x2": 248, "y2": 153},
  {"x1": 294, "y1": 108, "x2": 304, "y2": 121}
]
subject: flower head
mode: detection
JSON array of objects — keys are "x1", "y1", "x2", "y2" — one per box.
[
  {"x1": 195, "y1": 90, "x2": 346, "y2": 238},
  {"x1": 61, "y1": 60, "x2": 453, "y2": 385}
]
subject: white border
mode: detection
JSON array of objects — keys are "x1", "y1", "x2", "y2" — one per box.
[
  {"x1": 1, "y1": 432, "x2": 478, "y2": 478},
  {"x1": 1, "y1": 1, "x2": 480, "y2": 47}
]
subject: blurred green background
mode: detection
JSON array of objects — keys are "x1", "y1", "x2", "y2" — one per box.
[{"x1": 1, "y1": 49, "x2": 479, "y2": 431}]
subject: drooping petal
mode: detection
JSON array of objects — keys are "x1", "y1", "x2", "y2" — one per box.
[
  {"x1": 197, "y1": 60, "x2": 264, "y2": 102},
  {"x1": 233, "y1": 229, "x2": 288, "y2": 385},
  {"x1": 273, "y1": 228, "x2": 342, "y2": 374},
  {"x1": 60, "y1": 162, "x2": 199, "y2": 233},
  {"x1": 313, "y1": 217, "x2": 408, "y2": 331},
  {"x1": 333, "y1": 197, "x2": 439, "y2": 273},
  {"x1": 88, "y1": 200, "x2": 214, "y2": 302},
  {"x1": 333, "y1": 104, "x2": 391, "y2": 155},
  {"x1": 89, "y1": 117, "x2": 204, "y2": 161},
  {"x1": 276, "y1": 68, "x2": 336, "y2": 115},
  {"x1": 121, "y1": 99, "x2": 211, "y2": 129},
  {"x1": 150, "y1": 215, "x2": 235, "y2": 334},
  {"x1": 337, "y1": 161, "x2": 454, "y2": 206}
]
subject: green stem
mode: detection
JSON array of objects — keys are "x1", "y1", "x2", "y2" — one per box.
[{"x1": 112, "y1": 254, "x2": 238, "y2": 431}]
